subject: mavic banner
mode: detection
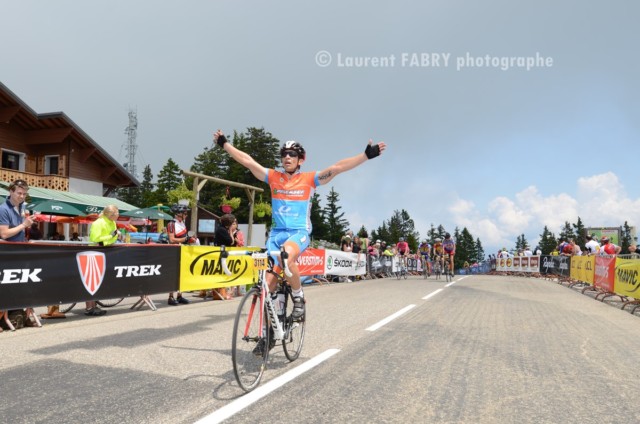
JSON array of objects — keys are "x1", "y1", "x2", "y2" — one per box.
[
  {"x1": 614, "y1": 259, "x2": 640, "y2": 300},
  {"x1": 0, "y1": 243, "x2": 179, "y2": 310},
  {"x1": 179, "y1": 246, "x2": 261, "y2": 291},
  {"x1": 594, "y1": 256, "x2": 616, "y2": 292},
  {"x1": 324, "y1": 249, "x2": 366, "y2": 276},
  {"x1": 570, "y1": 256, "x2": 595, "y2": 285}
]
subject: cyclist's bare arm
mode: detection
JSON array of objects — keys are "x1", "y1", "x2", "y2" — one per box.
[
  {"x1": 317, "y1": 139, "x2": 386, "y2": 186},
  {"x1": 214, "y1": 129, "x2": 267, "y2": 181}
]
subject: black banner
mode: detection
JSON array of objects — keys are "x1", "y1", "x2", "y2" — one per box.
[
  {"x1": 539, "y1": 255, "x2": 571, "y2": 276},
  {"x1": 0, "y1": 243, "x2": 179, "y2": 310}
]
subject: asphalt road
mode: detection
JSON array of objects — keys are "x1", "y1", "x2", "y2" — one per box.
[{"x1": 2, "y1": 274, "x2": 640, "y2": 424}]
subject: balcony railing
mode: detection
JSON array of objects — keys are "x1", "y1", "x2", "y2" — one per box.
[{"x1": 0, "y1": 169, "x2": 69, "y2": 191}]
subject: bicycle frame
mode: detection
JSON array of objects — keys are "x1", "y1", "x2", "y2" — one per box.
[{"x1": 222, "y1": 248, "x2": 289, "y2": 341}]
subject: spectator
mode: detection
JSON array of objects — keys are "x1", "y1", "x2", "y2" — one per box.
[
  {"x1": 166, "y1": 203, "x2": 192, "y2": 305},
  {"x1": 570, "y1": 239, "x2": 582, "y2": 256},
  {"x1": 341, "y1": 234, "x2": 353, "y2": 252},
  {"x1": 0, "y1": 180, "x2": 40, "y2": 327},
  {"x1": 158, "y1": 227, "x2": 169, "y2": 244},
  {"x1": 629, "y1": 245, "x2": 640, "y2": 258},
  {"x1": 86, "y1": 205, "x2": 120, "y2": 316},
  {"x1": 233, "y1": 218, "x2": 245, "y2": 247},
  {"x1": 533, "y1": 245, "x2": 542, "y2": 256},
  {"x1": 584, "y1": 234, "x2": 600, "y2": 255},
  {"x1": 523, "y1": 246, "x2": 533, "y2": 257},
  {"x1": 28, "y1": 223, "x2": 43, "y2": 241},
  {"x1": 70, "y1": 232, "x2": 81, "y2": 242},
  {"x1": 599, "y1": 236, "x2": 621, "y2": 255},
  {"x1": 212, "y1": 213, "x2": 237, "y2": 300}
]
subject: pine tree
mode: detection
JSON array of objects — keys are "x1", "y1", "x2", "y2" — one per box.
[
  {"x1": 558, "y1": 221, "x2": 575, "y2": 243},
  {"x1": 475, "y1": 238, "x2": 484, "y2": 261},
  {"x1": 310, "y1": 192, "x2": 329, "y2": 242},
  {"x1": 323, "y1": 187, "x2": 349, "y2": 243},
  {"x1": 539, "y1": 226, "x2": 557, "y2": 254},
  {"x1": 156, "y1": 158, "x2": 183, "y2": 204},
  {"x1": 140, "y1": 165, "x2": 161, "y2": 207},
  {"x1": 620, "y1": 221, "x2": 633, "y2": 254},
  {"x1": 572, "y1": 216, "x2": 587, "y2": 249}
]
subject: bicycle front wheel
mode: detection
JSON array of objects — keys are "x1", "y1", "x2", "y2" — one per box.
[
  {"x1": 97, "y1": 298, "x2": 124, "y2": 308},
  {"x1": 282, "y1": 290, "x2": 305, "y2": 361},
  {"x1": 232, "y1": 288, "x2": 269, "y2": 392}
]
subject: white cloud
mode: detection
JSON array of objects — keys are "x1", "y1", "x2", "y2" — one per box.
[{"x1": 453, "y1": 172, "x2": 640, "y2": 254}]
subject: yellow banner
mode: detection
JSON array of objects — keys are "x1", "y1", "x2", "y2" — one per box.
[
  {"x1": 614, "y1": 259, "x2": 640, "y2": 300},
  {"x1": 178, "y1": 246, "x2": 261, "y2": 291},
  {"x1": 569, "y1": 256, "x2": 595, "y2": 285}
]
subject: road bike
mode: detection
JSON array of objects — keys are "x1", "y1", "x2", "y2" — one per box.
[
  {"x1": 221, "y1": 247, "x2": 306, "y2": 392},
  {"x1": 433, "y1": 256, "x2": 442, "y2": 280},
  {"x1": 422, "y1": 257, "x2": 431, "y2": 279},
  {"x1": 396, "y1": 255, "x2": 408, "y2": 280},
  {"x1": 444, "y1": 258, "x2": 452, "y2": 283}
]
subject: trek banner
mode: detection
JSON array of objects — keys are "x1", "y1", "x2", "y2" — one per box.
[{"x1": 0, "y1": 243, "x2": 178, "y2": 310}]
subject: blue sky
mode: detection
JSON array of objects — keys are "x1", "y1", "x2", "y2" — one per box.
[{"x1": 3, "y1": 1, "x2": 639, "y2": 254}]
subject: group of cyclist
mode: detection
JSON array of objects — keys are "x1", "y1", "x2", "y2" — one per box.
[
  {"x1": 390, "y1": 233, "x2": 456, "y2": 277},
  {"x1": 417, "y1": 233, "x2": 456, "y2": 277}
]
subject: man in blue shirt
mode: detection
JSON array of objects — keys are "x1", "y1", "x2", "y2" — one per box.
[{"x1": 0, "y1": 179, "x2": 34, "y2": 242}]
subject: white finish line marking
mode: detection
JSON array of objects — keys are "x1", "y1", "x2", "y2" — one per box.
[
  {"x1": 196, "y1": 348, "x2": 341, "y2": 424},
  {"x1": 366, "y1": 304, "x2": 416, "y2": 332},
  {"x1": 422, "y1": 288, "x2": 444, "y2": 300}
]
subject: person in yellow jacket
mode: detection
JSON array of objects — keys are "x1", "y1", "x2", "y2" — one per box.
[{"x1": 86, "y1": 205, "x2": 120, "y2": 316}]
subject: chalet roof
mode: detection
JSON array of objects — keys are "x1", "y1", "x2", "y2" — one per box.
[{"x1": 0, "y1": 81, "x2": 139, "y2": 188}]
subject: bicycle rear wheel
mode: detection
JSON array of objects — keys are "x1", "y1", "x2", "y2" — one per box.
[
  {"x1": 232, "y1": 287, "x2": 269, "y2": 392},
  {"x1": 282, "y1": 289, "x2": 305, "y2": 361},
  {"x1": 97, "y1": 298, "x2": 125, "y2": 308}
]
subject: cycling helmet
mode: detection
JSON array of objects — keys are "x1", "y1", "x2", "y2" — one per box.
[
  {"x1": 435, "y1": 238, "x2": 442, "y2": 243},
  {"x1": 399, "y1": 237, "x2": 405, "y2": 242},
  {"x1": 170, "y1": 203, "x2": 189, "y2": 214},
  {"x1": 445, "y1": 233, "x2": 451, "y2": 239},
  {"x1": 280, "y1": 140, "x2": 306, "y2": 160}
]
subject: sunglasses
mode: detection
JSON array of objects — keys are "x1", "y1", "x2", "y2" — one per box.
[
  {"x1": 10, "y1": 179, "x2": 29, "y2": 190},
  {"x1": 281, "y1": 150, "x2": 299, "y2": 158}
]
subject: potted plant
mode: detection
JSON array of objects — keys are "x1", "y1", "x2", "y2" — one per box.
[
  {"x1": 254, "y1": 201, "x2": 272, "y2": 218},
  {"x1": 219, "y1": 194, "x2": 241, "y2": 214}
]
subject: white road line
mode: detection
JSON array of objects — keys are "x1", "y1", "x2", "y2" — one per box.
[
  {"x1": 422, "y1": 288, "x2": 444, "y2": 300},
  {"x1": 365, "y1": 304, "x2": 416, "y2": 332},
  {"x1": 196, "y1": 349, "x2": 341, "y2": 424},
  {"x1": 445, "y1": 280, "x2": 457, "y2": 287}
]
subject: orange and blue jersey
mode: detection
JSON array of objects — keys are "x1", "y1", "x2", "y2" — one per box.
[
  {"x1": 433, "y1": 242, "x2": 443, "y2": 255},
  {"x1": 266, "y1": 169, "x2": 319, "y2": 231}
]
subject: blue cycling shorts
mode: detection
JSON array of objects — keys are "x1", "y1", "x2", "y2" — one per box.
[{"x1": 266, "y1": 228, "x2": 310, "y2": 266}]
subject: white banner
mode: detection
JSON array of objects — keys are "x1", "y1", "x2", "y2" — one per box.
[{"x1": 324, "y1": 249, "x2": 366, "y2": 276}]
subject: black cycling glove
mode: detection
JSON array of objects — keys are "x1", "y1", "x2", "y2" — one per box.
[
  {"x1": 216, "y1": 134, "x2": 228, "y2": 148},
  {"x1": 364, "y1": 143, "x2": 381, "y2": 160}
]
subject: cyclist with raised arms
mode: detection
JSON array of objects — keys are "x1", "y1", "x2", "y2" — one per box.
[
  {"x1": 443, "y1": 232, "x2": 456, "y2": 276},
  {"x1": 213, "y1": 129, "x2": 386, "y2": 323}
]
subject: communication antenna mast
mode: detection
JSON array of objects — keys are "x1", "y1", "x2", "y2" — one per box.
[{"x1": 123, "y1": 108, "x2": 138, "y2": 178}]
